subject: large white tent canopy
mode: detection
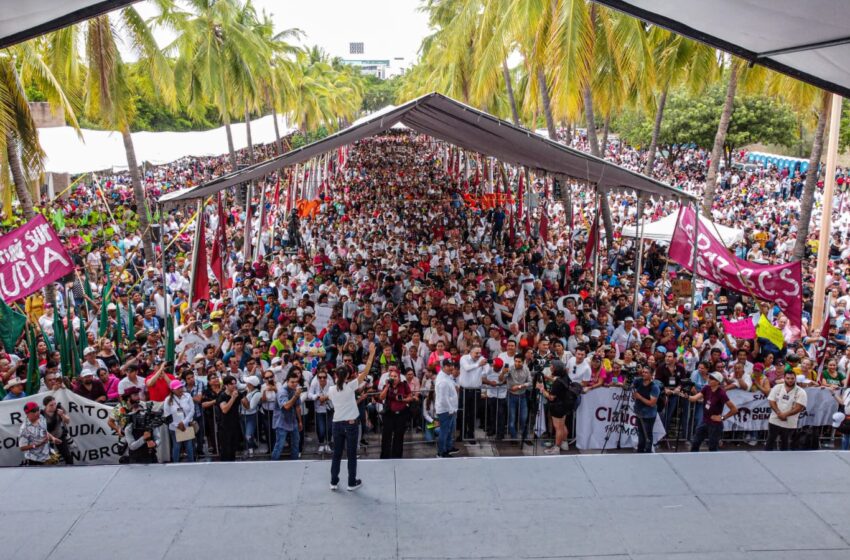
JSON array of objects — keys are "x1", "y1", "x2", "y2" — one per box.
[
  {"x1": 595, "y1": 0, "x2": 850, "y2": 98},
  {"x1": 160, "y1": 92, "x2": 694, "y2": 204},
  {"x1": 621, "y1": 211, "x2": 744, "y2": 246},
  {"x1": 39, "y1": 114, "x2": 291, "y2": 174},
  {"x1": 0, "y1": 0, "x2": 137, "y2": 48}
]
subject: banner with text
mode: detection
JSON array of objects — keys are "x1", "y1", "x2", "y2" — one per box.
[
  {"x1": 0, "y1": 215, "x2": 75, "y2": 303},
  {"x1": 668, "y1": 206, "x2": 802, "y2": 328},
  {"x1": 574, "y1": 387, "x2": 667, "y2": 450},
  {"x1": 723, "y1": 387, "x2": 837, "y2": 431},
  {"x1": 0, "y1": 389, "x2": 120, "y2": 466}
]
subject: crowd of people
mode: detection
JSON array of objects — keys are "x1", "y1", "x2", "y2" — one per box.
[{"x1": 8, "y1": 123, "x2": 850, "y2": 467}]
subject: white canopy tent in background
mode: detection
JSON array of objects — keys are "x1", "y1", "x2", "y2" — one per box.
[
  {"x1": 621, "y1": 211, "x2": 745, "y2": 245},
  {"x1": 38, "y1": 114, "x2": 292, "y2": 174}
]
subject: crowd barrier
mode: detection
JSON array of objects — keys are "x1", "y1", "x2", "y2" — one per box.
[{"x1": 0, "y1": 386, "x2": 842, "y2": 466}]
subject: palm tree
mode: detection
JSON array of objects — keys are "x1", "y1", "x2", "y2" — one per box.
[
  {"x1": 702, "y1": 59, "x2": 741, "y2": 214},
  {"x1": 1, "y1": 39, "x2": 80, "y2": 221},
  {"x1": 642, "y1": 29, "x2": 717, "y2": 174},
  {"x1": 51, "y1": 8, "x2": 175, "y2": 262},
  {"x1": 158, "y1": 0, "x2": 269, "y2": 177}
]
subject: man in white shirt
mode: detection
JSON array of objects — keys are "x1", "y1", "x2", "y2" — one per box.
[
  {"x1": 483, "y1": 358, "x2": 508, "y2": 439},
  {"x1": 434, "y1": 360, "x2": 459, "y2": 458},
  {"x1": 765, "y1": 371, "x2": 807, "y2": 451},
  {"x1": 566, "y1": 348, "x2": 592, "y2": 385},
  {"x1": 458, "y1": 346, "x2": 487, "y2": 443},
  {"x1": 610, "y1": 317, "x2": 641, "y2": 355}
]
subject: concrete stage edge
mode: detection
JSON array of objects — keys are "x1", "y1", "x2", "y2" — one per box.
[{"x1": 4, "y1": 451, "x2": 850, "y2": 560}]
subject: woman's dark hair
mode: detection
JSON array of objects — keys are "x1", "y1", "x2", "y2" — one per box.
[
  {"x1": 335, "y1": 366, "x2": 350, "y2": 391},
  {"x1": 42, "y1": 395, "x2": 55, "y2": 407}
]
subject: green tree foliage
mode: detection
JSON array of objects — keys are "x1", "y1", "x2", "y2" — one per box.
[
  {"x1": 615, "y1": 86, "x2": 797, "y2": 164},
  {"x1": 362, "y1": 75, "x2": 401, "y2": 113}
]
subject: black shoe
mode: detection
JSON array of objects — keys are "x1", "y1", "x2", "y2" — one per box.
[
  {"x1": 347, "y1": 479, "x2": 363, "y2": 491},
  {"x1": 466, "y1": 439, "x2": 478, "y2": 445},
  {"x1": 360, "y1": 439, "x2": 368, "y2": 446},
  {"x1": 523, "y1": 440, "x2": 534, "y2": 446},
  {"x1": 447, "y1": 447, "x2": 460, "y2": 456}
]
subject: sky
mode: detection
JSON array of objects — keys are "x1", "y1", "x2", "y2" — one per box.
[{"x1": 132, "y1": 0, "x2": 431, "y2": 65}]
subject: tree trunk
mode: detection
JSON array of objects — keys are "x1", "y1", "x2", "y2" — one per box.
[
  {"x1": 601, "y1": 111, "x2": 611, "y2": 156},
  {"x1": 537, "y1": 67, "x2": 557, "y2": 140},
  {"x1": 272, "y1": 110, "x2": 283, "y2": 155},
  {"x1": 792, "y1": 90, "x2": 830, "y2": 261},
  {"x1": 6, "y1": 134, "x2": 35, "y2": 221},
  {"x1": 702, "y1": 60, "x2": 740, "y2": 214},
  {"x1": 583, "y1": 82, "x2": 615, "y2": 246},
  {"x1": 644, "y1": 86, "x2": 668, "y2": 176},
  {"x1": 503, "y1": 60, "x2": 520, "y2": 126},
  {"x1": 121, "y1": 128, "x2": 154, "y2": 262}
]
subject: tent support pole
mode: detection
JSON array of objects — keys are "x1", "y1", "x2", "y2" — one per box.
[
  {"x1": 690, "y1": 200, "x2": 700, "y2": 317},
  {"x1": 633, "y1": 194, "x2": 645, "y2": 317},
  {"x1": 812, "y1": 93, "x2": 842, "y2": 332},
  {"x1": 187, "y1": 199, "x2": 203, "y2": 305}
]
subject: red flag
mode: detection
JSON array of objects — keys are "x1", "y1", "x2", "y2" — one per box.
[
  {"x1": 517, "y1": 172, "x2": 524, "y2": 221},
  {"x1": 191, "y1": 211, "x2": 210, "y2": 303},
  {"x1": 539, "y1": 203, "x2": 549, "y2": 243},
  {"x1": 583, "y1": 213, "x2": 599, "y2": 268},
  {"x1": 210, "y1": 193, "x2": 227, "y2": 286}
]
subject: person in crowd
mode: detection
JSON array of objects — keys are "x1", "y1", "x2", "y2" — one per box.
[
  {"x1": 632, "y1": 365, "x2": 661, "y2": 453},
  {"x1": 379, "y1": 366, "x2": 413, "y2": 458},
  {"x1": 19, "y1": 401, "x2": 59, "y2": 466},
  {"x1": 688, "y1": 372, "x2": 739, "y2": 452},
  {"x1": 272, "y1": 371, "x2": 303, "y2": 460},
  {"x1": 435, "y1": 359, "x2": 460, "y2": 457},
  {"x1": 765, "y1": 371, "x2": 808, "y2": 451},
  {"x1": 162, "y1": 379, "x2": 195, "y2": 463},
  {"x1": 41, "y1": 395, "x2": 73, "y2": 465}
]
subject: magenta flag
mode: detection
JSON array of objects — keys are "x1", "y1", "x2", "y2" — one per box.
[
  {"x1": 669, "y1": 206, "x2": 802, "y2": 328},
  {"x1": 721, "y1": 317, "x2": 756, "y2": 339},
  {"x1": 0, "y1": 215, "x2": 74, "y2": 303}
]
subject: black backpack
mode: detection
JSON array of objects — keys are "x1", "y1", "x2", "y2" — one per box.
[{"x1": 557, "y1": 377, "x2": 583, "y2": 411}]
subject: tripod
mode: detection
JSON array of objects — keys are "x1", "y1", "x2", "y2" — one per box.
[
  {"x1": 520, "y1": 373, "x2": 544, "y2": 454},
  {"x1": 600, "y1": 382, "x2": 633, "y2": 454}
]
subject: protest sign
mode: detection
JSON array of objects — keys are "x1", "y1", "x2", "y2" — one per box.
[
  {"x1": 0, "y1": 389, "x2": 120, "y2": 466},
  {"x1": 0, "y1": 215, "x2": 74, "y2": 303},
  {"x1": 721, "y1": 316, "x2": 756, "y2": 339}
]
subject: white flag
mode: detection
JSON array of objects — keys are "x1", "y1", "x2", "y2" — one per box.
[{"x1": 512, "y1": 286, "x2": 526, "y2": 326}]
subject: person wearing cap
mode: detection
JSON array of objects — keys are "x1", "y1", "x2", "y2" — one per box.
[
  {"x1": 687, "y1": 371, "x2": 739, "y2": 452},
  {"x1": 765, "y1": 370, "x2": 808, "y2": 451},
  {"x1": 72, "y1": 370, "x2": 108, "y2": 403},
  {"x1": 3, "y1": 378, "x2": 26, "y2": 400},
  {"x1": 239, "y1": 375, "x2": 262, "y2": 457},
  {"x1": 611, "y1": 317, "x2": 641, "y2": 356},
  {"x1": 19, "y1": 402, "x2": 59, "y2": 465},
  {"x1": 80, "y1": 346, "x2": 107, "y2": 377},
  {"x1": 163, "y1": 379, "x2": 195, "y2": 463}
]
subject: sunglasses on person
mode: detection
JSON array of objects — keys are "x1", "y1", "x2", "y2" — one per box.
[
  {"x1": 318, "y1": 375, "x2": 328, "y2": 379},
  {"x1": 264, "y1": 376, "x2": 274, "y2": 381}
]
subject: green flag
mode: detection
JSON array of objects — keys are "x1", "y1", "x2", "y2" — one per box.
[
  {"x1": 53, "y1": 307, "x2": 71, "y2": 378},
  {"x1": 83, "y1": 268, "x2": 95, "y2": 301},
  {"x1": 25, "y1": 326, "x2": 39, "y2": 396},
  {"x1": 37, "y1": 319, "x2": 53, "y2": 354},
  {"x1": 0, "y1": 299, "x2": 26, "y2": 353},
  {"x1": 127, "y1": 302, "x2": 135, "y2": 341},
  {"x1": 113, "y1": 303, "x2": 124, "y2": 360},
  {"x1": 98, "y1": 281, "x2": 112, "y2": 337},
  {"x1": 165, "y1": 312, "x2": 175, "y2": 363}
]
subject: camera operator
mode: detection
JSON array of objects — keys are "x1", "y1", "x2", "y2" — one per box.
[
  {"x1": 655, "y1": 351, "x2": 687, "y2": 434},
  {"x1": 121, "y1": 387, "x2": 161, "y2": 464},
  {"x1": 379, "y1": 366, "x2": 413, "y2": 458},
  {"x1": 632, "y1": 366, "x2": 661, "y2": 453},
  {"x1": 41, "y1": 396, "x2": 73, "y2": 465}
]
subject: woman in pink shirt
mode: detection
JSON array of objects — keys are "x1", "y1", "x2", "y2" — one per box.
[
  {"x1": 98, "y1": 367, "x2": 121, "y2": 401},
  {"x1": 427, "y1": 341, "x2": 451, "y2": 373}
]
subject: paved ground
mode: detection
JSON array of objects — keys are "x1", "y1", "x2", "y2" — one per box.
[{"x1": 3, "y1": 450, "x2": 850, "y2": 559}]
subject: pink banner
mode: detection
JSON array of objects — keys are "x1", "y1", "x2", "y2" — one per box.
[
  {"x1": 669, "y1": 207, "x2": 802, "y2": 328},
  {"x1": 0, "y1": 215, "x2": 74, "y2": 303},
  {"x1": 721, "y1": 317, "x2": 756, "y2": 339}
]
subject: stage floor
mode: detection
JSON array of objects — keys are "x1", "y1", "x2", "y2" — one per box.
[{"x1": 4, "y1": 451, "x2": 850, "y2": 560}]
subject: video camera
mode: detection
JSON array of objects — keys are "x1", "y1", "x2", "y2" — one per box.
[{"x1": 127, "y1": 402, "x2": 168, "y2": 432}]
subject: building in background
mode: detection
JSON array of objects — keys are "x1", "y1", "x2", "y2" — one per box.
[{"x1": 341, "y1": 42, "x2": 408, "y2": 79}]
